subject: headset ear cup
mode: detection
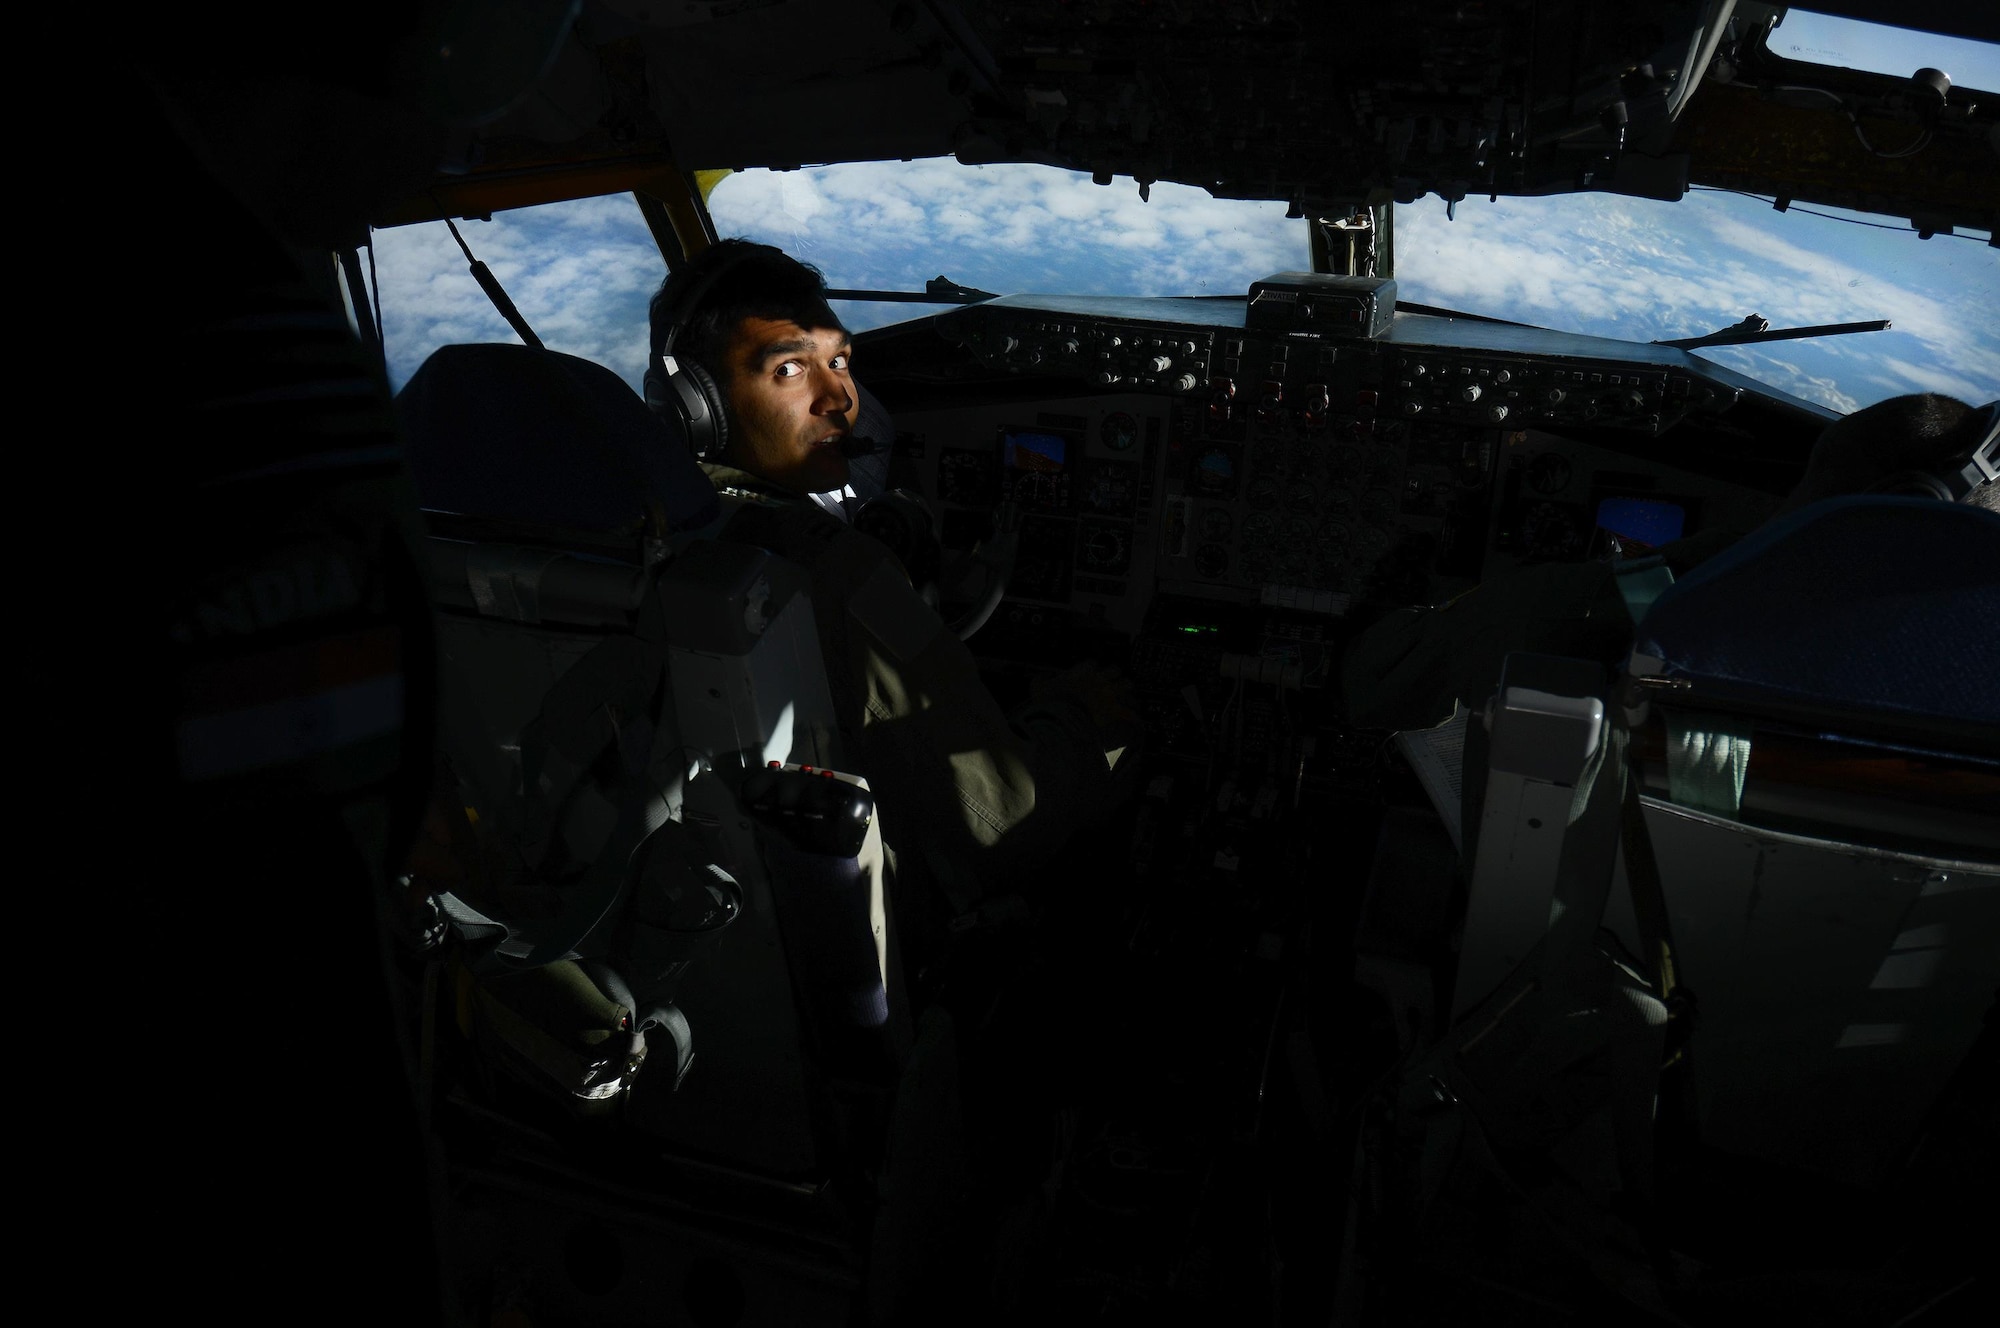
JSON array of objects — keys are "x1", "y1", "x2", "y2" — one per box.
[
  {"x1": 649, "y1": 356, "x2": 731, "y2": 461},
  {"x1": 1874, "y1": 470, "x2": 1955, "y2": 502},
  {"x1": 680, "y1": 358, "x2": 730, "y2": 461}
]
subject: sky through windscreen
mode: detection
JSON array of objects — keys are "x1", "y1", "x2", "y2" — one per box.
[
  {"x1": 1391, "y1": 189, "x2": 1999, "y2": 411},
  {"x1": 370, "y1": 159, "x2": 1994, "y2": 416}
]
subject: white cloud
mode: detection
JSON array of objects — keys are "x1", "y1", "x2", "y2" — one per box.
[
  {"x1": 369, "y1": 194, "x2": 664, "y2": 391},
  {"x1": 1866, "y1": 354, "x2": 1997, "y2": 405},
  {"x1": 1394, "y1": 189, "x2": 1999, "y2": 409},
  {"x1": 709, "y1": 161, "x2": 1301, "y2": 298}
]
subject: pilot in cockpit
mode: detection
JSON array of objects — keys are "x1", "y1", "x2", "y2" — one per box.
[
  {"x1": 645, "y1": 239, "x2": 1142, "y2": 971},
  {"x1": 1342, "y1": 390, "x2": 2000, "y2": 736}
]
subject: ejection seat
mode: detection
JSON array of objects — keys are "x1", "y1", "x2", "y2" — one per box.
[
  {"x1": 394, "y1": 342, "x2": 956, "y2": 1326},
  {"x1": 1341, "y1": 495, "x2": 1999, "y2": 1321}
]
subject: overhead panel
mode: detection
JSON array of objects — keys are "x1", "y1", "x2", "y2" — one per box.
[{"x1": 374, "y1": 1, "x2": 1998, "y2": 237}]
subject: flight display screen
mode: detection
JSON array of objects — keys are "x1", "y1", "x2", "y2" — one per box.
[
  {"x1": 1595, "y1": 495, "x2": 1687, "y2": 548},
  {"x1": 1003, "y1": 429, "x2": 1070, "y2": 473},
  {"x1": 999, "y1": 426, "x2": 1078, "y2": 513}
]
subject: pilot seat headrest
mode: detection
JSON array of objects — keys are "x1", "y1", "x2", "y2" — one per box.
[{"x1": 396, "y1": 343, "x2": 719, "y2": 536}]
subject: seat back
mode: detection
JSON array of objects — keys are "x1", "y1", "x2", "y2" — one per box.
[
  {"x1": 398, "y1": 341, "x2": 718, "y2": 538},
  {"x1": 396, "y1": 343, "x2": 902, "y2": 1175},
  {"x1": 1456, "y1": 496, "x2": 2000, "y2": 1190}
]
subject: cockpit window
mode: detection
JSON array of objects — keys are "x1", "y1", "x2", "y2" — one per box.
[
  {"x1": 1392, "y1": 187, "x2": 2000, "y2": 413},
  {"x1": 704, "y1": 156, "x2": 1995, "y2": 415},
  {"x1": 1768, "y1": 10, "x2": 2000, "y2": 87},
  {"x1": 705, "y1": 161, "x2": 1306, "y2": 336},
  {"x1": 371, "y1": 193, "x2": 664, "y2": 394}
]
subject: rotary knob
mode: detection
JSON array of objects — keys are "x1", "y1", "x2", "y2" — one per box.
[
  {"x1": 1401, "y1": 399, "x2": 1424, "y2": 417},
  {"x1": 999, "y1": 335, "x2": 1019, "y2": 354},
  {"x1": 1543, "y1": 387, "x2": 1566, "y2": 406},
  {"x1": 1494, "y1": 369, "x2": 1513, "y2": 385},
  {"x1": 1149, "y1": 355, "x2": 1172, "y2": 373},
  {"x1": 1485, "y1": 403, "x2": 1510, "y2": 424},
  {"x1": 1174, "y1": 373, "x2": 1199, "y2": 393},
  {"x1": 1061, "y1": 337, "x2": 1080, "y2": 356},
  {"x1": 1095, "y1": 370, "x2": 1116, "y2": 386},
  {"x1": 1459, "y1": 383, "x2": 1483, "y2": 404}
]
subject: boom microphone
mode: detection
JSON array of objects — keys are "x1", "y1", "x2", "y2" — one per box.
[{"x1": 839, "y1": 434, "x2": 884, "y2": 458}]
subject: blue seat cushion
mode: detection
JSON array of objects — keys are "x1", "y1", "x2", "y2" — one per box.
[
  {"x1": 396, "y1": 343, "x2": 718, "y2": 535},
  {"x1": 1633, "y1": 495, "x2": 2000, "y2": 729}
]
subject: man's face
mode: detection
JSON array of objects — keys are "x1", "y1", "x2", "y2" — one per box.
[{"x1": 716, "y1": 316, "x2": 859, "y2": 495}]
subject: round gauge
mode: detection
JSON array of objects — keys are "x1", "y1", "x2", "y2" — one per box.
[
  {"x1": 1249, "y1": 443, "x2": 1281, "y2": 475},
  {"x1": 1283, "y1": 514, "x2": 1313, "y2": 543},
  {"x1": 1101, "y1": 411, "x2": 1139, "y2": 452},
  {"x1": 1333, "y1": 445, "x2": 1365, "y2": 480},
  {"x1": 1287, "y1": 481, "x2": 1318, "y2": 513},
  {"x1": 1278, "y1": 555, "x2": 1313, "y2": 585},
  {"x1": 937, "y1": 450, "x2": 997, "y2": 506},
  {"x1": 1240, "y1": 550, "x2": 1273, "y2": 584},
  {"x1": 1361, "y1": 487, "x2": 1399, "y2": 524},
  {"x1": 1247, "y1": 476, "x2": 1282, "y2": 508},
  {"x1": 1286, "y1": 444, "x2": 1324, "y2": 480},
  {"x1": 1318, "y1": 518, "x2": 1352, "y2": 549},
  {"x1": 1355, "y1": 523, "x2": 1391, "y2": 556},
  {"x1": 1194, "y1": 543, "x2": 1230, "y2": 578},
  {"x1": 1527, "y1": 450, "x2": 1573, "y2": 495},
  {"x1": 1521, "y1": 501, "x2": 1588, "y2": 559},
  {"x1": 1322, "y1": 487, "x2": 1357, "y2": 517},
  {"x1": 1191, "y1": 446, "x2": 1236, "y2": 497},
  {"x1": 1242, "y1": 512, "x2": 1278, "y2": 545},
  {"x1": 1013, "y1": 471, "x2": 1064, "y2": 511},
  {"x1": 1200, "y1": 506, "x2": 1234, "y2": 540},
  {"x1": 1080, "y1": 526, "x2": 1132, "y2": 571}
]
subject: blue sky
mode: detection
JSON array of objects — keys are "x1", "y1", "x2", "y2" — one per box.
[
  {"x1": 1767, "y1": 10, "x2": 1998, "y2": 86},
  {"x1": 367, "y1": 14, "x2": 1997, "y2": 415}
]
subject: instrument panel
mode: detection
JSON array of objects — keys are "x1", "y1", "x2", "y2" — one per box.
[{"x1": 865, "y1": 293, "x2": 1801, "y2": 641}]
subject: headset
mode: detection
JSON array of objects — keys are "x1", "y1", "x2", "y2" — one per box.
[
  {"x1": 1874, "y1": 398, "x2": 2000, "y2": 504},
  {"x1": 643, "y1": 243, "x2": 768, "y2": 462}
]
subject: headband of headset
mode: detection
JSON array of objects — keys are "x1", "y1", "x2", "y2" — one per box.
[
  {"x1": 1874, "y1": 398, "x2": 2000, "y2": 504},
  {"x1": 644, "y1": 244, "x2": 771, "y2": 461}
]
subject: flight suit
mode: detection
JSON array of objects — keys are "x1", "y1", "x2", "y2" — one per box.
[{"x1": 701, "y1": 464, "x2": 1124, "y2": 916}]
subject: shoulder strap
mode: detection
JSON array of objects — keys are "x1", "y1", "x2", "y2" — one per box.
[{"x1": 442, "y1": 585, "x2": 678, "y2": 972}]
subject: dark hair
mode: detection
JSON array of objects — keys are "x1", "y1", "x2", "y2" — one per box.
[
  {"x1": 647, "y1": 239, "x2": 844, "y2": 387},
  {"x1": 1794, "y1": 392, "x2": 1998, "y2": 512}
]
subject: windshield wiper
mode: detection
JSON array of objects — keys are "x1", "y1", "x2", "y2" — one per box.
[
  {"x1": 824, "y1": 275, "x2": 999, "y2": 305},
  {"x1": 1657, "y1": 314, "x2": 1891, "y2": 351}
]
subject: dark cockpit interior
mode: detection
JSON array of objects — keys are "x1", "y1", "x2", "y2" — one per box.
[{"x1": 112, "y1": 3, "x2": 1999, "y2": 1325}]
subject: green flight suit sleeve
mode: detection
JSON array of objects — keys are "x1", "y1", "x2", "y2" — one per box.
[
  {"x1": 722, "y1": 498, "x2": 1117, "y2": 905},
  {"x1": 830, "y1": 535, "x2": 1117, "y2": 903}
]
